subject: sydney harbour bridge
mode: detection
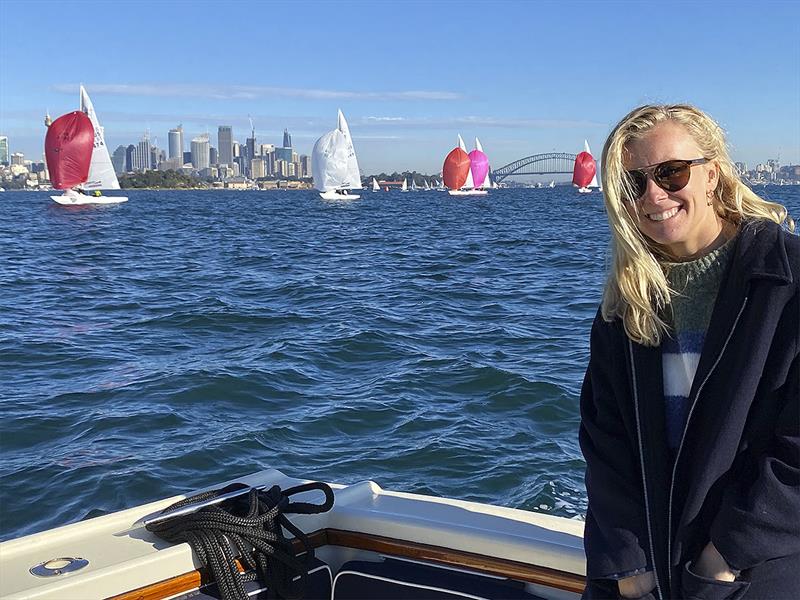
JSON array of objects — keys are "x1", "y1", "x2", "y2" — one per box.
[{"x1": 490, "y1": 153, "x2": 577, "y2": 183}]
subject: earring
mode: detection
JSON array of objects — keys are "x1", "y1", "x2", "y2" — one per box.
[{"x1": 706, "y1": 190, "x2": 714, "y2": 206}]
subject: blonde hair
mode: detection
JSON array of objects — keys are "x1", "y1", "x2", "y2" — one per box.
[{"x1": 601, "y1": 104, "x2": 793, "y2": 346}]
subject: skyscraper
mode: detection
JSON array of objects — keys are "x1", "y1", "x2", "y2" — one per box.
[
  {"x1": 191, "y1": 135, "x2": 210, "y2": 170},
  {"x1": 133, "y1": 133, "x2": 151, "y2": 172},
  {"x1": 168, "y1": 126, "x2": 184, "y2": 160},
  {"x1": 283, "y1": 129, "x2": 292, "y2": 148},
  {"x1": 0, "y1": 135, "x2": 8, "y2": 165},
  {"x1": 112, "y1": 145, "x2": 127, "y2": 174},
  {"x1": 218, "y1": 126, "x2": 233, "y2": 165},
  {"x1": 125, "y1": 144, "x2": 136, "y2": 172}
]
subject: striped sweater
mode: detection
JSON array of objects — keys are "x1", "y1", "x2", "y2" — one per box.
[{"x1": 662, "y1": 237, "x2": 736, "y2": 453}]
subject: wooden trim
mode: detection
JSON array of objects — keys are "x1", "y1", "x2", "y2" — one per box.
[
  {"x1": 107, "y1": 528, "x2": 585, "y2": 599},
  {"x1": 325, "y1": 529, "x2": 586, "y2": 594}
]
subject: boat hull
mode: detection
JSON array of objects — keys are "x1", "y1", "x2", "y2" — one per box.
[
  {"x1": 319, "y1": 190, "x2": 360, "y2": 200},
  {"x1": 0, "y1": 469, "x2": 585, "y2": 600},
  {"x1": 51, "y1": 192, "x2": 128, "y2": 205},
  {"x1": 448, "y1": 189, "x2": 489, "y2": 196}
]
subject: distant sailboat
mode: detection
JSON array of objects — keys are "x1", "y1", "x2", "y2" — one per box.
[
  {"x1": 573, "y1": 140, "x2": 598, "y2": 194},
  {"x1": 410, "y1": 179, "x2": 418, "y2": 192},
  {"x1": 445, "y1": 135, "x2": 487, "y2": 196},
  {"x1": 372, "y1": 177, "x2": 379, "y2": 192},
  {"x1": 312, "y1": 109, "x2": 362, "y2": 200},
  {"x1": 548, "y1": 180, "x2": 555, "y2": 188},
  {"x1": 401, "y1": 178, "x2": 408, "y2": 192},
  {"x1": 47, "y1": 86, "x2": 127, "y2": 205}
]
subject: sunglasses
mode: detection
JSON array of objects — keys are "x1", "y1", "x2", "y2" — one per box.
[{"x1": 625, "y1": 158, "x2": 709, "y2": 200}]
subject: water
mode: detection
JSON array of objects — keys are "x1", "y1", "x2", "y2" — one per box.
[{"x1": 2, "y1": 186, "x2": 797, "y2": 541}]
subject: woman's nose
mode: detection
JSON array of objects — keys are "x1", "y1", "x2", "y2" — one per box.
[{"x1": 640, "y1": 175, "x2": 668, "y2": 204}]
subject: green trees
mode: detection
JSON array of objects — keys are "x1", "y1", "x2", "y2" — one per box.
[{"x1": 118, "y1": 170, "x2": 205, "y2": 189}]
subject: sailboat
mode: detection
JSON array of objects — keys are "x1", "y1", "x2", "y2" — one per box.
[
  {"x1": 47, "y1": 86, "x2": 127, "y2": 205},
  {"x1": 410, "y1": 178, "x2": 418, "y2": 192},
  {"x1": 573, "y1": 140, "x2": 598, "y2": 194},
  {"x1": 371, "y1": 177, "x2": 379, "y2": 192},
  {"x1": 548, "y1": 180, "x2": 555, "y2": 188},
  {"x1": 444, "y1": 135, "x2": 487, "y2": 196},
  {"x1": 312, "y1": 110, "x2": 362, "y2": 200},
  {"x1": 401, "y1": 178, "x2": 408, "y2": 192}
]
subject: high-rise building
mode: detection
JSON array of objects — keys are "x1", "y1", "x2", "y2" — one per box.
[
  {"x1": 218, "y1": 126, "x2": 233, "y2": 165},
  {"x1": 251, "y1": 158, "x2": 265, "y2": 179},
  {"x1": 168, "y1": 126, "x2": 184, "y2": 160},
  {"x1": 125, "y1": 144, "x2": 136, "y2": 172},
  {"x1": 283, "y1": 129, "x2": 292, "y2": 148},
  {"x1": 275, "y1": 147, "x2": 293, "y2": 163},
  {"x1": 133, "y1": 133, "x2": 151, "y2": 172},
  {"x1": 0, "y1": 135, "x2": 8, "y2": 165},
  {"x1": 112, "y1": 145, "x2": 127, "y2": 174},
  {"x1": 10, "y1": 152, "x2": 24, "y2": 166},
  {"x1": 209, "y1": 147, "x2": 218, "y2": 166},
  {"x1": 300, "y1": 155, "x2": 311, "y2": 178},
  {"x1": 183, "y1": 151, "x2": 192, "y2": 165},
  {"x1": 191, "y1": 135, "x2": 210, "y2": 170}
]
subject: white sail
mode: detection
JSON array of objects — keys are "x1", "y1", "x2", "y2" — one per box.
[
  {"x1": 336, "y1": 110, "x2": 362, "y2": 190},
  {"x1": 372, "y1": 177, "x2": 379, "y2": 191},
  {"x1": 411, "y1": 179, "x2": 418, "y2": 191},
  {"x1": 458, "y1": 134, "x2": 475, "y2": 189},
  {"x1": 584, "y1": 139, "x2": 600, "y2": 189},
  {"x1": 401, "y1": 179, "x2": 408, "y2": 191},
  {"x1": 79, "y1": 86, "x2": 120, "y2": 190},
  {"x1": 311, "y1": 129, "x2": 352, "y2": 191}
]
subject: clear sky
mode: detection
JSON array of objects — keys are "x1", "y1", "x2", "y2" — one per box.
[{"x1": 1, "y1": 0, "x2": 798, "y2": 176}]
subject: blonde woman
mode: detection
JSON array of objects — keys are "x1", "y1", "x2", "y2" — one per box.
[{"x1": 579, "y1": 104, "x2": 799, "y2": 599}]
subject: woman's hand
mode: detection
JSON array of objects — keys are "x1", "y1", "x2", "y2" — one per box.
[
  {"x1": 692, "y1": 541, "x2": 738, "y2": 582},
  {"x1": 618, "y1": 571, "x2": 656, "y2": 598}
]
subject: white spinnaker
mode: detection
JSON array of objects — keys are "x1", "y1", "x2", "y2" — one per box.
[
  {"x1": 336, "y1": 110, "x2": 362, "y2": 190},
  {"x1": 584, "y1": 139, "x2": 599, "y2": 188},
  {"x1": 80, "y1": 86, "x2": 120, "y2": 190},
  {"x1": 312, "y1": 129, "x2": 352, "y2": 192},
  {"x1": 458, "y1": 134, "x2": 475, "y2": 189}
]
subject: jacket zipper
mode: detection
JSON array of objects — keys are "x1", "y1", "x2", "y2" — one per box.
[
  {"x1": 665, "y1": 296, "x2": 749, "y2": 593},
  {"x1": 628, "y1": 339, "x2": 664, "y2": 600}
]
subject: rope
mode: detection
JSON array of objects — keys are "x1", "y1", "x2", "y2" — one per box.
[{"x1": 146, "y1": 481, "x2": 334, "y2": 600}]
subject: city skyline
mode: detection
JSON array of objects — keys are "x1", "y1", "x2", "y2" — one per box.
[{"x1": 1, "y1": 1, "x2": 799, "y2": 174}]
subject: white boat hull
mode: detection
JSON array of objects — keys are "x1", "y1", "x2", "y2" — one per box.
[
  {"x1": 0, "y1": 468, "x2": 585, "y2": 600},
  {"x1": 319, "y1": 190, "x2": 360, "y2": 200},
  {"x1": 51, "y1": 191, "x2": 128, "y2": 205},
  {"x1": 576, "y1": 187, "x2": 592, "y2": 194},
  {"x1": 448, "y1": 189, "x2": 489, "y2": 196}
]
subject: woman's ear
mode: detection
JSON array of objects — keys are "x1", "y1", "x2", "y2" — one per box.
[{"x1": 707, "y1": 161, "x2": 720, "y2": 193}]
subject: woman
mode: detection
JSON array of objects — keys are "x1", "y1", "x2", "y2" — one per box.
[{"x1": 579, "y1": 104, "x2": 798, "y2": 600}]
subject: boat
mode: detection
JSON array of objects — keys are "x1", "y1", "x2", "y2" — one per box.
[
  {"x1": 423, "y1": 180, "x2": 430, "y2": 190},
  {"x1": 312, "y1": 110, "x2": 362, "y2": 200},
  {"x1": 410, "y1": 179, "x2": 418, "y2": 192},
  {"x1": 46, "y1": 88, "x2": 127, "y2": 205},
  {"x1": 572, "y1": 141, "x2": 598, "y2": 194},
  {"x1": 548, "y1": 181, "x2": 555, "y2": 188},
  {"x1": 401, "y1": 178, "x2": 408, "y2": 192},
  {"x1": 0, "y1": 468, "x2": 586, "y2": 600},
  {"x1": 444, "y1": 135, "x2": 488, "y2": 196},
  {"x1": 371, "y1": 177, "x2": 379, "y2": 192}
]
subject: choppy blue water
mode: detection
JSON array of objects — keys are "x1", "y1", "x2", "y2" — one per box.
[{"x1": 1, "y1": 186, "x2": 797, "y2": 541}]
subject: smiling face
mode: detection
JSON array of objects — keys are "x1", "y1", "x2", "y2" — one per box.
[{"x1": 623, "y1": 121, "x2": 722, "y2": 259}]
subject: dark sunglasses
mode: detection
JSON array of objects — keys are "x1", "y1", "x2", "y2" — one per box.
[{"x1": 625, "y1": 158, "x2": 709, "y2": 200}]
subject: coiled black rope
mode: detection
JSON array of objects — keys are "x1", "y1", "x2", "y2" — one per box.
[{"x1": 146, "y1": 481, "x2": 334, "y2": 600}]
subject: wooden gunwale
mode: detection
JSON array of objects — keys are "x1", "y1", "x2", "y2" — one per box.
[{"x1": 108, "y1": 528, "x2": 586, "y2": 600}]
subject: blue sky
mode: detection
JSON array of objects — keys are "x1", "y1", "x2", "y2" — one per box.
[{"x1": 1, "y1": 0, "x2": 798, "y2": 176}]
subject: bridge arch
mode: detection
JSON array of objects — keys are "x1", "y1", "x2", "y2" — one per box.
[{"x1": 492, "y1": 153, "x2": 577, "y2": 183}]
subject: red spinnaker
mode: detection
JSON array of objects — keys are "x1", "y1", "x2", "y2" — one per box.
[
  {"x1": 45, "y1": 111, "x2": 94, "y2": 190},
  {"x1": 572, "y1": 151, "x2": 596, "y2": 188},
  {"x1": 443, "y1": 147, "x2": 471, "y2": 189}
]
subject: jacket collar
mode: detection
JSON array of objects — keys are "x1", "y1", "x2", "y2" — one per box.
[{"x1": 727, "y1": 219, "x2": 793, "y2": 288}]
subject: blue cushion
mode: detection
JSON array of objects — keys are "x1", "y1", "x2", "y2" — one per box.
[{"x1": 333, "y1": 558, "x2": 546, "y2": 599}]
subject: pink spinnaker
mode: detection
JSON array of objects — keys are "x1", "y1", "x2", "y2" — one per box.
[{"x1": 468, "y1": 149, "x2": 489, "y2": 188}]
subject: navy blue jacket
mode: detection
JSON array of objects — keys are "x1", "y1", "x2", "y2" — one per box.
[{"x1": 579, "y1": 220, "x2": 799, "y2": 599}]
